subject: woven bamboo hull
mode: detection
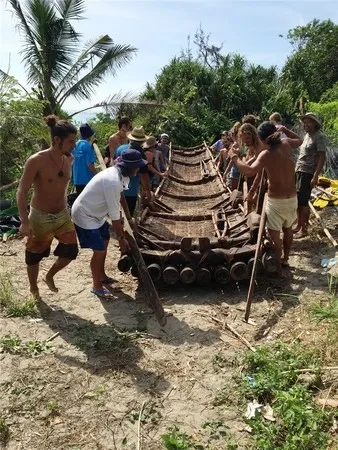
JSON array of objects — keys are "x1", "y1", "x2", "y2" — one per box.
[{"x1": 120, "y1": 143, "x2": 276, "y2": 284}]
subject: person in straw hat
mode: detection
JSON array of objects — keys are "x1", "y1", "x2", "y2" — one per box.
[
  {"x1": 294, "y1": 112, "x2": 326, "y2": 238},
  {"x1": 143, "y1": 136, "x2": 168, "y2": 190},
  {"x1": 127, "y1": 126, "x2": 152, "y2": 206}
]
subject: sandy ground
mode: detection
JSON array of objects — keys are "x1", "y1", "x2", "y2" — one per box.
[{"x1": 0, "y1": 230, "x2": 336, "y2": 449}]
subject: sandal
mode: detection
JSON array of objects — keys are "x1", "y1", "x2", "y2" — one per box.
[{"x1": 90, "y1": 287, "x2": 116, "y2": 300}]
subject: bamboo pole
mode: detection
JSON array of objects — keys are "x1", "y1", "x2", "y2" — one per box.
[
  {"x1": 244, "y1": 194, "x2": 268, "y2": 322},
  {"x1": 308, "y1": 201, "x2": 338, "y2": 248}
]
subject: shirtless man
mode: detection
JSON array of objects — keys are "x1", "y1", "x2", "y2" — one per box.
[
  {"x1": 107, "y1": 116, "x2": 132, "y2": 164},
  {"x1": 229, "y1": 121, "x2": 300, "y2": 272},
  {"x1": 17, "y1": 115, "x2": 79, "y2": 299}
]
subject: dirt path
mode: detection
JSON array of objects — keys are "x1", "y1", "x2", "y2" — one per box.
[{"x1": 0, "y1": 235, "x2": 334, "y2": 449}]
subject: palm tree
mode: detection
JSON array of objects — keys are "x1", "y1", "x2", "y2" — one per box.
[{"x1": 7, "y1": 0, "x2": 137, "y2": 115}]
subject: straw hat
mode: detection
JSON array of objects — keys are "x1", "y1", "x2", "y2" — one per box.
[
  {"x1": 143, "y1": 136, "x2": 157, "y2": 149},
  {"x1": 300, "y1": 112, "x2": 322, "y2": 128},
  {"x1": 127, "y1": 126, "x2": 148, "y2": 142}
]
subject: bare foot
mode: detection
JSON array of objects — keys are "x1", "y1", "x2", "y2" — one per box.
[
  {"x1": 280, "y1": 258, "x2": 290, "y2": 268},
  {"x1": 44, "y1": 274, "x2": 59, "y2": 292},
  {"x1": 30, "y1": 289, "x2": 41, "y2": 301},
  {"x1": 294, "y1": 231, "x2": 308, "y2": 239}
]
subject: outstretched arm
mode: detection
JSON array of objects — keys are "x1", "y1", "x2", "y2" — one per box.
[{"x1": 229, "y1": 148, "x2": 266, "y2": 178}]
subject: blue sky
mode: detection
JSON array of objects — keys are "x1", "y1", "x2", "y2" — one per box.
[{"x1": 0, "y1": 0, "x2": 337, "y2": 117}]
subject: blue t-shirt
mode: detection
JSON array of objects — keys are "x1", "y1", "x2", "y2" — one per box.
[
  {"x1": 212, "y1": 139, "x2": 224, "y2": 153},
  {"x1": 72, "y1": 140, "x2": 96, "y2": 185},
  {"x1": 115, "y1": 144, "x2": 140, "y2": 197}
]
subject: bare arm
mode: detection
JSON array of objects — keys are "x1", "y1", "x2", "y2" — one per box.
[
  {"x1": 146, "y1": 151, "x2": 163, "y2": 177},
  {"x1": 16, "y1": 157, "x2": 39, "y2": 234},
  {"x1": 109, "y1": 135, "x2": 119, "y2": 160},
  {"x1": 140, "y1": 172, "x2": 152, "y2": 200},
  {"x1": 279, "y1": 126, "x2": 303, "y2": 148},
  {"x1": 312, "y1": 152, "x2": 326, "y2": 186},
  {"x1": 230, "y1": 151, "x2": 266, "y2": 178},
  {"x1": 87, "y1": 163, "x2": 97, "y2": 175}
]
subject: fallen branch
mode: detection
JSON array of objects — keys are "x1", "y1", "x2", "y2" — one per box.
[
  {"x1": 200, "y1": 314, "x2": 255, "y2": 351},
  {"x1": 46, "y1": 332, "x2": 60, "y2": 342},
  {"x1": 281, "y1": 366, "x2": 338, "y2": 374},
  {"x1": 137, "y1": 401, "x2": 146, "y2": 450},
  {"x1": 0, "y1": 180, "x2": 19, "y2": 192},
  {"x1": 321, "y1": 384, "x2": 333, "y2": 411},
  {"x1": 309, "y1": 201, "x2": 338, "y2": 247},
  {"x1": 224, "y1": 322, "x2": 256, "y2": 352}
]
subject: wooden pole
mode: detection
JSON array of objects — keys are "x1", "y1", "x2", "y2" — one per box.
[
  {"x1": 244, "y1": 194, "x2": 267, "y2": 322},
  {"x1": 308, "y1": 201, "x2": 338, "y2": 248},
  {"x1": 92, "y1": 143, "x2": 167, "y2": 326}
]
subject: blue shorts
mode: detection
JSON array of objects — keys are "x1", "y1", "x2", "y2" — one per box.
[{"x1": 74, "y1": 221, "x2": 110, "y2": 251}]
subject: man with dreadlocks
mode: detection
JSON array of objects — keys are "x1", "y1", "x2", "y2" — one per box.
[{"x1": 17, "y1": 115, "x2": 79, "y2": 299}]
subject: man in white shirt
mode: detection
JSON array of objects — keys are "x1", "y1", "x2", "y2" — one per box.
[{"x1": 72, "y1": 149, "x2": 147, "y2": 299}]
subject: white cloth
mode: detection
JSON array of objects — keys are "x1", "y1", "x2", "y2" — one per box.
[{"x1": 71, "y1": 167, "x2": 129, "y2": 229}]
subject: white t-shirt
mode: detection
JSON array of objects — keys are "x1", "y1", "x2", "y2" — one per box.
[{"x1": 71, "y1": 167, "x2": 130, "y2": 229}]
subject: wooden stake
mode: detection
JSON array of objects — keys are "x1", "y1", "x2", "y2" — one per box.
[
  {"x1": 137, "y1": 401, "x2": 146, "y2": 450},
  {"x1": 316, "y1": 186, "x2": 338, "y2": 201},
  {"x1": 92, "y1": 144, "x2": 167, "y2": 326},
  {"x1": 244, "y1": 194, "x2": 267, "y2": 322},
  {"x1": 308, "y1": 201, "x2": 338, "y2": 248},
  {"x1": 224, "y1": 322, "x2": 256, "y2": 352}
]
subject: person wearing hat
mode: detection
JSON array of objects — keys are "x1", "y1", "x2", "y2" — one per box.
[
  {"x1": 127, "y1": 126, "x2": 152, "y2": 206},
  {"x1": 71, "y1": 149, "x2": 147, "y2": 299},
  {"x1": 72, "y1": 123, "x2": 97, "y2": 195},
  {"x1": 143, "y1": 136, "x2": 168, "y2": 190},
  {"x1": 294, "y1": 112, "x2": 326, "y2": 238},
  {"x1": 228, "y1": 121, "x2": 301, "y2": 275}
]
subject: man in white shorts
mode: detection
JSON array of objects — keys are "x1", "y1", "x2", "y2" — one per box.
[{"x1": 229, "y1": 121, "x2": 302, "y2": 274}]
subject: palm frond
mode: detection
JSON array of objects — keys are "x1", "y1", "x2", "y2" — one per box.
[
  {"x1": 0, "y1": 68, "x2": 32, "y2": 97},
  {"x1": 67, "y1": 93, "x2": 161, "y2": 118},
  {"x1": 8, "y1": 0, "x2": 44, "y2": 85},
  {"x1": 54, "y1": 35, "x2": 117, "y2": 97},
  {"x1": 57, "y1": 39, "x2": 137, "y2": 105},
  {"x1": 54, "y1": 0, "x2": 86, "y2": 21}
]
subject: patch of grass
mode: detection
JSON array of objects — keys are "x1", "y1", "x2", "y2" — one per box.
[
  {"x1": 73, "y1": 323, "x2": 132, "y2": 355},
  {"x1": 0, "y1": 334, "x2": 51, "y2": 356},
  {"x1": 0, "y1": 415, "x2": 10, "y2": 446},
  {"x1": 311, "y1": 296, "x2": 338, "y2": 322},
  {"x1": 162, "y1": 423, "x2": 239, "y2": 450},
  {"x1": 128, "y1": 401, "x2": 162, "y2": 426},
  {"x1": 0, "y1": 271, "x2": 37, "y2": 317},
  {"x1": 240, "y1": 341, "x2": 336, "y2": 449},
  {"x1": 162, "y1": 426, "x2": 204, "y2": 450},
  {"x1": 6, "y1": 298, "x2": 37, "y2": 318}
]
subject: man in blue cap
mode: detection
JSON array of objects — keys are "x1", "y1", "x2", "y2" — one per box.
[
  {"x1": 71, "y1": 148, "x2": 147, "y2": 299},
  {"x1": 72, "y1": 123, "x2": 97, "y2": 195}
]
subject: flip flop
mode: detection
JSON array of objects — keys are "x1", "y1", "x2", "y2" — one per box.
[
  {"x1": 101, "y1": 277, "x2": 116, "y2": 285},
  {"x1": 90, "y1": 287, "x2": 116, "y2": 300}
]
